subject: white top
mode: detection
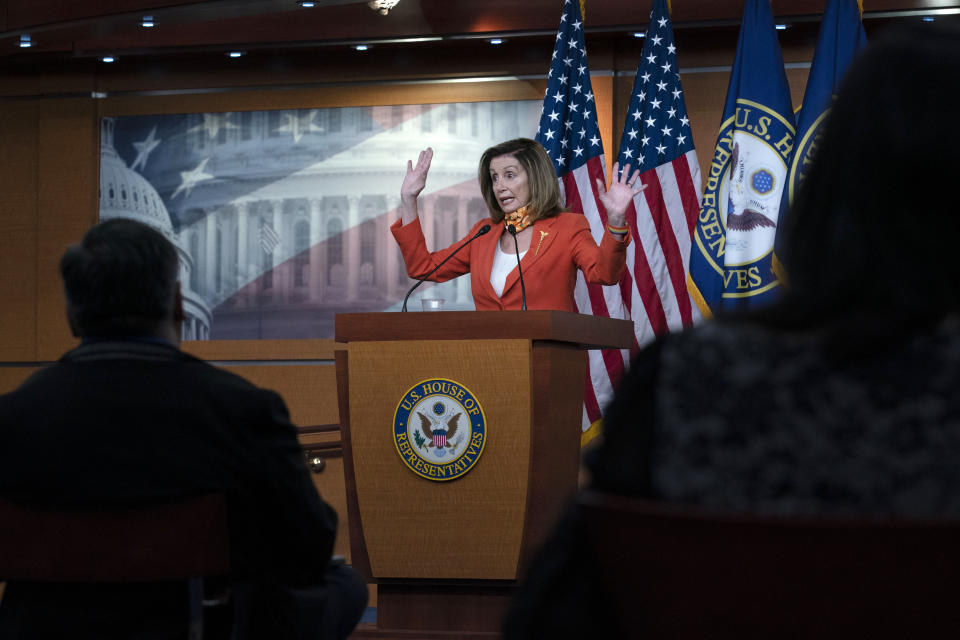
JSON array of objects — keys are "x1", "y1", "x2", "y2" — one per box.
[{"x1": 490, "y1": 242, "x2": 527, "y2": 297}]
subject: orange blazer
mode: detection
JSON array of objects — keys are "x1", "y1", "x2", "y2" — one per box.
[{"x1": 391, "y1": 212, "x2": 630, "y2": 312}]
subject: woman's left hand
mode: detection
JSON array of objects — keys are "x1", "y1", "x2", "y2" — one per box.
[{"x1": 596, "y1": 162, "x2": 646, "y2": 228}]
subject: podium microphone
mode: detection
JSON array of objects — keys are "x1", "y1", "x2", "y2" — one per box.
[
  {"x1": 506, "y1": 225, "x2": 528, "y2": 311},
  {"x1": 402, "y1": 224, "x2": 491, "y2": 312}
]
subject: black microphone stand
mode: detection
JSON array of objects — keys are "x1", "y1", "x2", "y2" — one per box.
[
  {"x1": 401, "y1": 224, "x2": 491, "y2": 312},
  {"x1": 506, "y1": 225, "x2": 528, "y2": 311}
]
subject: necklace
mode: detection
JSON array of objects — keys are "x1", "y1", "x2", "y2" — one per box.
[{"x1": 503, "y1": 205, "x2": 533, "y2": 233}]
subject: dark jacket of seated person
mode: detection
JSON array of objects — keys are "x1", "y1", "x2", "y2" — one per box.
[
  {"x1": 0, "y1": 218, "x2": 365, "y2": 640},
  {"x1": 504, "y1": 21, "x2": 960, "y2": 639}
]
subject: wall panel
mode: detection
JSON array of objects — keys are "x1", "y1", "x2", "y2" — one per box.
[
  {"x1": 0, "y1": 103, "x2": 39, "y2": 361},
  {"x1": 35, "y1": 100, "x2": 99, "y2": 361}
]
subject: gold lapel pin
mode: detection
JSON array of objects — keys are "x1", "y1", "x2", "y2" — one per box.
[{"x1": 536, "y1": 230, "x2": 549, "y2": 255}]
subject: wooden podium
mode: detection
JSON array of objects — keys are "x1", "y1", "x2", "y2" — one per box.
[{"x1": 335, "y1": 311, "x2": 633, "y2": 638}]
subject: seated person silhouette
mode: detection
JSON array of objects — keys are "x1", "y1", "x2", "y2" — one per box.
[
  {"x1": 0, "y1": 217, "x2": 367, "y2": 639},
  {"x1": 503, "y1": 21, "x2": 960, "y2": 639}
]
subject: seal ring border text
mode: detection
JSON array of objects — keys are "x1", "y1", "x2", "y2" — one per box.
[
  {"x1": 694, "y1": 98, "x2": 796, "y2": 300},
  {"x1": 393, "y1": 377, "x2": 487, "y2": 482}
]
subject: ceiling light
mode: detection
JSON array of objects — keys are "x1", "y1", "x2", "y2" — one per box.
[
  {"x1": 775, "y1": 23, "x2": 788, "y2": 30},
  {"x1": 141, "y1": 15, "x2": 154, "y2": 27},
  {"x1": 228, "y1": 51, "x2": 245, "y2": 58},
  {"x1": 299, "y1": 1, "x2": 316, "y2": 6},
  {"x1": 922, "y1": 16, "x2": 935, "y2": 22},
  {"x1": 489, "y1": 38, "x2": 503, "y2": 45},
  {"x1": 368, "y1": 0, "x2": 400, "y2": 16},
  {"x1": 19, "y1": 34, "x2": 32, "y2": 48},
  {"x1": 354, "y1": 44, "x2": 370, "y2": 51},
  {"x1": 632, "y1": 32, "x2": 646, "y2": 38},
  {"x1": 102, "y1": 56, "x2": 116, "y2": 63}
]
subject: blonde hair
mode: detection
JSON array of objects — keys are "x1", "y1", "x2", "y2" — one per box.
[{"x1": 478, "y1": 138, "x2": 563, "y2": 223}]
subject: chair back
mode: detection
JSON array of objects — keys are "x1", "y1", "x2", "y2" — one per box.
[
  {"x1": 0, "y1": 493, "x2": 229, "y2": 581},
  {"x1": 579, "y1": 490, "x2": 960, "y2": 638}
]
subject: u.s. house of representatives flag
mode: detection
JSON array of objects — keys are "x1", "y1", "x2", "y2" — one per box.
[
  {"x1": 775, "y1": 0, "x2": 866, "y2": 266},
  {"x1": 688, "y1": 0, "x2": 795, "y2": 315},
  {"x1": 535, "y1": 0, "x2": 628, "y2": 438}
]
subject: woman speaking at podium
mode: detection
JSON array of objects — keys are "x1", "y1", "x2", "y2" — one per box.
[{"x1": 391, "y1": 138, "x2": 646, "y2": 312}]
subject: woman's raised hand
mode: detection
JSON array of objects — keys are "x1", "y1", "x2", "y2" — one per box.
[
  {"x1": 401, "y1": 147, "x2": 434, "y2": 204},
  {"x1": 596, "y1": 162, "x2": 646, "y2": 228}
]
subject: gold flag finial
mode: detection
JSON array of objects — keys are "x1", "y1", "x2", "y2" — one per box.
[
  {"x1": 857, "y1": 0, "x2": 863, "y2": 16},
  {"x1": 667, "y1": 0, "x2": 672, "y2": 14},
  {"x1": 580, "y1": 0, "x2": 586, "y2": 21}
]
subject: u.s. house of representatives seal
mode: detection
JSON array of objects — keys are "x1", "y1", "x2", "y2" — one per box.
[{"x1": 393, "y1": 378, "x2": 486, "y2": 482}]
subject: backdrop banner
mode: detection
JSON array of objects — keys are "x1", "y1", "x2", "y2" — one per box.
[{"x1": 101, "y1": 100, "x2": 540, "y2": 339}]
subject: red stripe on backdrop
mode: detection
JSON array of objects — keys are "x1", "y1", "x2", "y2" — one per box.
[
  {"x1": 672, "y1": 155, "x2": 702, "y2": 236},
  {"x1": 640, "y1": 174, "x2": 690, "y2": 333},
  {"x1": 561, "y1": 172, "x2": 586, "y2": 220},
  {"x1": 625, "y1": 201, "x2": 669, "y2": 337},
  {"x1": 583, "y1": 371, "x2": 602, "y2": 424}
]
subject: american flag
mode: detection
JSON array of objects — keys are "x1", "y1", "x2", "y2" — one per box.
[
  {"x1": 536, "y1": 0, "x2": 701, "y2": 438},
  {"x1": 536, "y1": 0, "x2": 628, "y2": 437},
  {"x1": 615, "y1": 0, "x2": 702, "y2": 342},
  {"x1": 259, "y1": 219, "x2": 281, "y2": 254}
]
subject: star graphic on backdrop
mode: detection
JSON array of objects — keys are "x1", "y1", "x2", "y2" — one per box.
[
  {"x1": 130, "y1": 126, "x2": 160, "y2": 172},
  {"x1": 171, "y1": 158, "x2": 213, "y2": 199},
  {"x1": 188, "y1": 113, "x2": 239, "y2": 140},
  {"x1": 277, "y1": 110, "x2": 323, "y2": 144}
]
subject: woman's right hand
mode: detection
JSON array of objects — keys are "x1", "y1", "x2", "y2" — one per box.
[{"x1": 401, "y1": 147, "x2": 433, "y2": 204}]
